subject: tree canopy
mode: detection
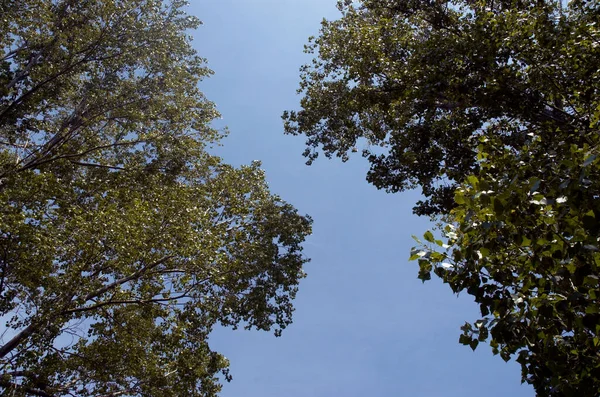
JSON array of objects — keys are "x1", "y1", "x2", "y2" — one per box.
[
  {"x1": 285, "y1": 0, "x2": 600, "y2": 395},
  {"x1": 0, "y1": 1, "x2": 311, "y2": 396},
  {"x1": 284, "y1": 0, "x2": 599, "y2": 216}
]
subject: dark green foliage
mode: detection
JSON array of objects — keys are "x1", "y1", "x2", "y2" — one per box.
[
  {"x1": 286, "y1": 0, "x2": 600, "y2": 395},
  {"x1": 284, "y1": 0, "x2": 599, "y2": 216}
]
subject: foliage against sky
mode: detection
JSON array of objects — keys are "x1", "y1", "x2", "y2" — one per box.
[
  {"x1": 0, "y1": 1, "x2": 311, "y2": 395},
  {"x1": 286, "y1": 0, "x2": 600, "y2": 395}
]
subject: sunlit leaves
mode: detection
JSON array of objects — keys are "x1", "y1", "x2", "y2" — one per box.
[
  {"x1": 0, "y1": 1, "x2": 312, "y2": 396},
  {"x1": 414, "y1": 131, "x2": 600, "y2": 395},
  {"x1": 293, "y1": 0, "x2": 600, "y2": 395},
  {"x1": 285, "y1": 0, "x2": 600, "y2": 217}
]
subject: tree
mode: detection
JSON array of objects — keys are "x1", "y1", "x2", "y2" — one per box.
[
  {"x1": 284, "y1": 0, "x2": 599, "y2": 395},
  {"x1": 283, "y1": 0, "x2": 598, "y2": 216},
  {"x1": 414, "y1": 126, "x2": 600, "y2": 396},
  {"x1": 0, "y1": 1, "x2": 312, "y2": 396}
]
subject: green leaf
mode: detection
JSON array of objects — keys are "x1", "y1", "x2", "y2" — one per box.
[
  {"x1": 469, "y1": 339, "x2": 479, "y2": 351},
  {"x1": 459, "y1": 334, "x2": 471, "y2": 346},
  {"x1": 418, "y1": 259, "x2": 432, "y2": 282},
  {"x1": 424, "y1": 230, "x2": 435, "y2": 243},
  {"x1": 585, "y1": 305, "x2": 599, "y2": 315},
  {"x1": 467, "y1": 175, "x2": 479, "y2": 188}
]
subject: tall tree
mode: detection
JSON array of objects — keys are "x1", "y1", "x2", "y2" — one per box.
[
  {"x1": 0, "y1": 1, "x2": 311, "y2": 396},
  {"x1": 284, "y1": 0, "x2": 598, "y2": 216},
  {"x1": 285, "y1": 0, "x2": 599, "y2": 395}
]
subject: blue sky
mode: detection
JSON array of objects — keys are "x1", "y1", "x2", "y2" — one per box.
[{"x1": 190, "y1": 1, "x2": 533, "y2": 396}]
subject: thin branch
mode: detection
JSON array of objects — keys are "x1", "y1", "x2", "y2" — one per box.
[
  {"x1": 7, "y1": 138, "x2": 125, "y2": 177},
  {"x1": 6, "y1": 53, "x2": 43, "y2": 90},
  {"x1": 66, "y1": 276, "x2": 213, "y2": 315},
  {"x1": 68, "y1": 161, "x2": 126, "y2": 171},
  {"x1": 82, "y1": 256, "x2": 173, "y2": 302},
  {"x1": 1, "y1": 43, "x2": 29, "y2": 62},
  {"x1": 65, "y1": 295, "x2": 183, "y2": 314},
  {"x1": 0, "y1": 322, "x2": 38, "y2": 359},
  {"x1": 0, "y1": 54, "x2": 92, "y2": 121}
]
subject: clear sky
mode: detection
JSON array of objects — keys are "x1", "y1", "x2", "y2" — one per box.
[{"x1": 189, "y1": 1, "x2": 533, "y2": 396}]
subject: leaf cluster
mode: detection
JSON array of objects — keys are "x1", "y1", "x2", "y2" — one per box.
[
  {"x1": 0, "y1": 1, "x2": 312, "y2": 396},
  {"x1": 289, "y1": 0, "x2": 600, "y2": 394},
  {"x1": 284, "y1": 0, "x2": 599, "y2": 216}
]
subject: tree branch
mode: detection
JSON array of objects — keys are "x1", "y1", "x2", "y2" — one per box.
[
  {"x1": 0, "y1": 257, "x2": 172, "y2": 359},
  {"x1": 67, "y1": 161, "x2": 126, "y2": 170},
  {"x1": 82, "y1": 256, "x2": 173, "y2": 302},
  {"x1": 65, "y1": 275, "x2": 213, "y2": 315},
  {"x1": 0, "y1": 322, "x2": 38, "y2": 359}
]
